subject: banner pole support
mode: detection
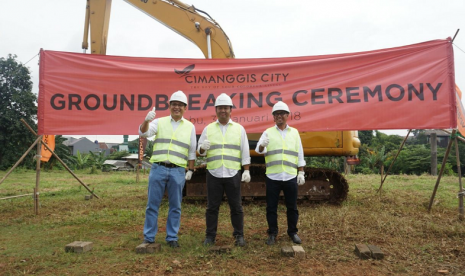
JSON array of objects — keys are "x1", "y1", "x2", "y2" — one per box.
[
  {"x1": 428, "y1": 129, "x2": 456, "y2": 212},
  {"x1": 20, "y1": 119, "x2": 100, "y2": 199},
  {"x1": 452, "y1": 29, "x2": 460, "y2": 43},
  {"x1": 454, "y1": 136, "x2": 464, "y2": 220},
  {"x1": 34, "y1": 136, "x2": 42, "y2": 215},
  {"x1": 377, "y1": 129, "x2": 412, "y2": 194}
]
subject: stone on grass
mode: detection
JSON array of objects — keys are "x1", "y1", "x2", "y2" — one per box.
[
  {"x1": 209, "y1": 245, "x2": 232, "y2": 254},
  {"x1": 65, "y1": 241, "x2": 93, "y2": 253},
  {"x1": 367, "y1": 244, "x2": 384, "y2": 260},
  {"x1": 281, "y1": 246, "x2": 294, "y2": 257},
  {"x1": 292, "y1": 246, "x2": 305, "y2": 259},
  {"x1": 354, "y1": 244, "x2": 371, "y2": 260},
  {"x1": 135, "y1": 243, "x2": 161, "y2": 254}
]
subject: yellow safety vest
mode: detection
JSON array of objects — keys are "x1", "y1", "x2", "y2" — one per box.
[
  {"x1": 206, "y1": 122, "x2": 242, "y2": 170},
  {"x1": 265, "y1": 126, "x2": 299, "y2": 175},
  {"x1": 150, "y1": 117, "x2": 193, "y2": 168}
]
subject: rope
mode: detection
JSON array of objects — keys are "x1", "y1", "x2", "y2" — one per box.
[
  {"x1": 23, "y1": 52, "x2": 40, "y2": 66},
  {"x1": 453, "y1": 43, "x2": 465, "y2": 54},
  {"x1": 450, "y1": 132, "x2": 460, "y2": 139}
]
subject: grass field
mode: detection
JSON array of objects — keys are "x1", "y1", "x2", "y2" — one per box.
[{"x1": 0, "y1": 169, "x2": 464, "y2": 275}]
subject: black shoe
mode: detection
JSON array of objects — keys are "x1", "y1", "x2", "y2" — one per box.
[
  {"x1": 235, "y1": 236, "x2": 246, "y2": 247},
  {"x1": 290, "y1": 234, "x2": 302, "y2": 244},
  {"x1": 142, "y1": 240, "x2": 154, "y2": 244},
  {"x1": 167, "y1": 241, "x2": 180, "y2": 248},
  {"x1": 203, "y1": 237, "x2": 215, "y2": 246},
  {"x1": 266, "y1": 235, "x2": 276, "y2": 245}
]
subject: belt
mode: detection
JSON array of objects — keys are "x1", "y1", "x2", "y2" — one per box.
[{"x1": 155, "y1": 162, "x2": 180, "y2": 168}]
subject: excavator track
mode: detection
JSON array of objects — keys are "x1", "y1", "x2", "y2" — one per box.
[{"x1": 186, "y1": 164, "x2": 348, "y2": 204}]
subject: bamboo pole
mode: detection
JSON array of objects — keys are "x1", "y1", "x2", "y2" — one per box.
[
  {"x1": 377, "y1": 129, "x2": 412, "y2": 193},
  {"x1": 442, "y1": 129, "x2": 465, "y2": 143},
  {"x1": 455, "y1": 137, "x2": 464, "y2": 220},
  {"x1": 35, "y1": 138, "x2": 42, "y2": 215},
  {"x1": 0, "y1": 193, "x2": 33, "y2": 200},
  {"x1": 0, "y1": 135, "x2": 42, "y2": 185},
  {"x1": 20, "y1": 119, "x2": 100, "y2": 199},
  {"x1": 428, "y1": 129, "x2": 456, "y2": 212}
]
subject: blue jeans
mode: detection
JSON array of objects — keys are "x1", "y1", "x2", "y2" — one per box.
[
  {"x1": 266, "y1": 176, "x2": 299, "y2": 236},
  {"x1": 143, "y1": 163, "x2": 185, "y2": 243}
]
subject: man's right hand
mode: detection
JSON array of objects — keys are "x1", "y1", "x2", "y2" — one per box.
[
  {"x1": 260, "y1": 132, "x2": 269, "y2": 147},
  {"x1": 200, "y1": 139, "x2": 211, "y2": 151},
  {"x1": 145, "y1": 107, "x2": 156, "y2": 122}
]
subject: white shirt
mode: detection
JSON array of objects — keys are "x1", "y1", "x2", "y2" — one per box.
[
  {"x1": 255, "y1": 124, "x2": 306, "y2": 181},
  {"x1": 139, "y1": 116, "x2": 197, "y2": 161},
  {"x1": 198, "y1": 119, "x2": 251, "y2": 178}
]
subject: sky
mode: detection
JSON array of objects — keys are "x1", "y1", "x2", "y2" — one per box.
[{"x1": 1, "y1": 0, "x2": 465, "y2": 143}]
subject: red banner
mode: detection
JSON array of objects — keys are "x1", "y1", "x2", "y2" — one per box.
[{"x1": 38, "y1": 38, "x2": 456, "y2": 135}]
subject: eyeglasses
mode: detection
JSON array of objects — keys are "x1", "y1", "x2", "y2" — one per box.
[
  {"x1": 170, "y1": 103, "x2": 185, "y2": 108},
  {"x1": 273, "y1": 112, "x2": 288, "y2": 117}
]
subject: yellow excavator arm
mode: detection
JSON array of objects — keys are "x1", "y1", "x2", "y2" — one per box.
[
  {"x1": 82, "y1": 0, "x2": 234, "y2": 58},
  {"x1": 82, "y1": 0, "x2": 359, "y2": 161},
  {"x1": 81, "y1": 0, "x2": 360, "y2": 202}
]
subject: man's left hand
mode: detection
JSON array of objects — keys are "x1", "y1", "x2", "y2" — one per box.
[
  {"x1": 297, "y1": 171, "x2": 305, "y2": 185},
  {"x1": 185, "y1": 170, "x2": 193, "y2": 181},
  {"x1": 241, "y1": 170, "x2": 251, "y2": 183}
]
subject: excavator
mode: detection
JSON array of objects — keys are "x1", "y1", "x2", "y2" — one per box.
[{"x1": 82, "y1": 0, "x2": 361, "y2": 203}]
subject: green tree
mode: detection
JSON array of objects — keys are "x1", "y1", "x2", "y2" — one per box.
[
  {"x1": 88, "y1": 151, "x2": 114, "y2": 172},
  {"x1": 70, "y1": 150, "x2": 91, "y2": 170},
  {"x1": 108, "y1": 150, "x2": 130, "y2": 160},
  {"x1": 0, "y1": 54, "x2": 37, "y2": 170},
  {"x1": 358, "y1": 130, "x2": 374, "y2": 145}
]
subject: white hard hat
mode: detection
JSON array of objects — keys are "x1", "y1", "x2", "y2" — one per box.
[
  {"x1": 215, "y1": 93, "x2": 233, "y2": 106},
  {"x1": 272, "y1": 101, "x2": 290, "y2": 114},
  {"x1": 170, "y1": 90, "x2": 188, "y2": 105}
]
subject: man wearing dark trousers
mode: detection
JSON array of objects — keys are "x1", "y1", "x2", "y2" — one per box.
[
  {"x1": 255, "y1": 101, "x2": 306, "y2": 245},
  {"x1": 198, "y1": 93, "x2": 251, "y2": 247}
]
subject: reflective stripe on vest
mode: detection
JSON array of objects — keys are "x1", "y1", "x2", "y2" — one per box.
[
  {"x1": 149, "y1": 117, "x2": 193, "y2": 168},
  {"x1": 264, "y1": 126, "x2": 299, "y2": 175},
  {"x1": 206, "y1": 122, "x2": 242, "y2": 170}
]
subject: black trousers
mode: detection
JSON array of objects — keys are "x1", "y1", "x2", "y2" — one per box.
[
  {"x1": 266, "y1": 176, "x2": 299, "y2": 236},
  {"x1": 205, "y1": 170, "x2": 244, "y2": 238}
]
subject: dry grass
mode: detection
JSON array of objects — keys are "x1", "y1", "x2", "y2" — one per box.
[{"x1": 0, "y1": 170, "x2": 464, "y2": 275}]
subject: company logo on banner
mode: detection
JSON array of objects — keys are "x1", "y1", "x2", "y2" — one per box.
[
  {"x1": 37, "y1": 38, "x2": 456, "y2": 135},
  {"x1": 175, "y1": 64, "x2": 195, "y2": 78}
]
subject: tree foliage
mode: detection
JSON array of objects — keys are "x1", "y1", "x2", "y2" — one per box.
[{"x1": 0, "y1": 54, "x2": 37, "y2": 170}]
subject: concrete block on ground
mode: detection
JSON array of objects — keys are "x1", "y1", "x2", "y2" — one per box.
[
  {"x1": 209, "y1": 245, "x2": 232, "y2": 254},
  {"x1": 135, "y1": 243, "x2": 161, "y2": 254},
  {"x1": 65, "y1": 241, "x2": 93, "y2": 253},
  {"x1": 281, "y1": 246, "x2": 294, "y2": 257},
  {"x1": 354, "y1": 244, "x2": 371, "y2": 259},
  {"x1": 219, "y1": 245, "x2": 232, "y2": 253},
  {"x1": 85, "y1": 195, "x2": 93, "y2": 200},
  {"x1": 367, "y1": 244, "x2": 384, "y2": 260},
  {"x1": 292, "y1": 246, "x2": 305, "y2": 259}
]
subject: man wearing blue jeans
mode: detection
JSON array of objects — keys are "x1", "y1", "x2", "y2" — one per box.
[
  {"x1": 255, "y1": 101, "x2": 306, "y2": 245},
  {"x1": 139, "y1": 90, "x2": 196, "y2": 248}
]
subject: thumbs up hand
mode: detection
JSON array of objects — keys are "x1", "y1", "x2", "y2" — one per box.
[
  {"x1": 260, "y1": 132, "x2": 269, "y2": 147},
  {"x1": 145, "y1": 107, "x2": 156, "y2": 122}
]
